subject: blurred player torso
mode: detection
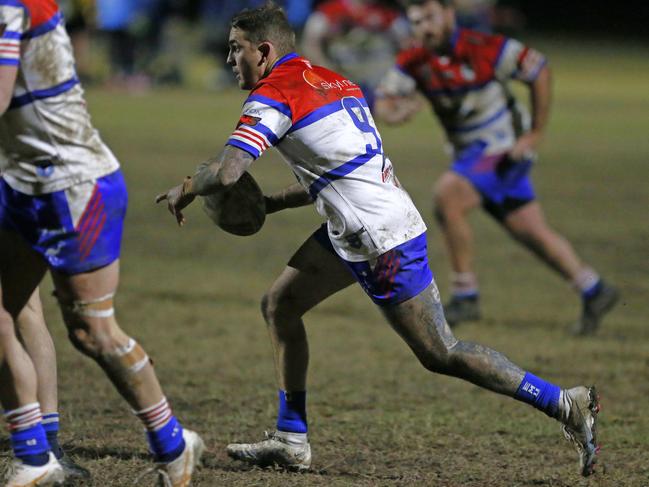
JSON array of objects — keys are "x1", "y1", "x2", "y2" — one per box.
[
  {"x1": 228, "y1": 54, "x2": 426, "y2": 261},
  {"x1": 0, "y1": 0, "x2": 119, "y2": 195},
  {"x1": 390, "y1": 29, "x2": 545, "y2": 156}
]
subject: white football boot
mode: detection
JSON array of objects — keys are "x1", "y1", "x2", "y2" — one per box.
[
  {"x1": 227, "y1": 430, "x2": 311, "y2": 471},
  {"x1": 155, "y1": 429, "x2": 205, "y2": 487},
  {"x1": 559, "y1": 386, "x2": 601, "y2": 476},
  {"x1": 4, "y1": 452, "x2": 65, "y2": 487}
]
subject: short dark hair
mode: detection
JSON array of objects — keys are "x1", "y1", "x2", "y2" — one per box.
[
  {"x1": 401, "y1": 0, "x2": 452, "y2": 8},
  {"x1": 231, "y1": 2, "x2": 296, "y2": 56}
]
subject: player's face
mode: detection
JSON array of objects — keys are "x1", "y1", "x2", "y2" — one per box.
[
  {"x1": 227, "y1": 28, "x2": 265, "y2": 90},
  {"x1": 407, "y1": 1, "x2": 455, "y2": 51}
]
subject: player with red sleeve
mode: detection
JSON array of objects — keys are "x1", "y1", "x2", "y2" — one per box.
[
  {"x1": 375, "y1": 0, "x2": 618, "y2": 333},
  {"x1": 159, "y1": 3, "x2": 601, "y2": 478}
]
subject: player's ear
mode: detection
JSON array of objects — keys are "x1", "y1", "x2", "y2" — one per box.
[{"x1": 258, "y1": 42, "x2": 272, "y2": 65}]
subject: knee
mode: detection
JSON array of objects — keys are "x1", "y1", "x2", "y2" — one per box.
[
  {"x1": 65, "y1": 317, "x2": 118, "y2": 359},
  {"x1": 260, "y1": 288, "x2": 304, "y2": 334},
  {"x1": 56, "y1": 293, "x2": 119, "y2": 359},
  {"x1": 433, "y1": 189, "x2": 466, "y2": 225},
  {"x1": 509, "y1": 224, "x2": 547, "y2": 249},
  {"x1": 418, "y1": 349, "x2": 452, "y2": 374},
  {"x1": 261, "y1": 289, "x2": 296, "y2": 325},
  {"x1": 261, "y1": 289, "x2": 301, "y2": 323}
]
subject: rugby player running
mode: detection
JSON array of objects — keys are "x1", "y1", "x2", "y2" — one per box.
[
  {"x1": 374, "y1": 0, "x2": 618, "y2": 332},
  {"x1": 158, "y1": 2, "x2": 600, "y2": 477}
]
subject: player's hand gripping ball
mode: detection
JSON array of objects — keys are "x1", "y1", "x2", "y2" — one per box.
[{"x1": 201, "y1": 171, "x2": 266, "y2": 236}]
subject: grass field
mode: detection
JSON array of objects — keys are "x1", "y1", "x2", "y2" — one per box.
[{"x1": 2, "y1": 39, "x2": 648, "y2": 486}]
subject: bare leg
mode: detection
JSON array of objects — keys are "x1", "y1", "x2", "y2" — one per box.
[
  {"x1": 433, "y1": 171, "x2": 482, "y2": 274},
  {"x1": 226, "y1": 235, "x2": 355, "y2": 467},
  {"x1": 51, "y1": 260, "x2": 163, "y2": 410},
  {"x1": 504, "y1": 202, "x2": 585, "y2": 280},
  {"x1": 381, "y1": 281, "x2": 524, "y2": 395},
  {"x1": 15, "y1": 289, "x2": 58, "y2": 414},
  {"x1": 261, "y1": 235, "x2": 355, "y2": 391},
  {"x1": 0, "y1": 231, "x2": 47, "y2": 410}
]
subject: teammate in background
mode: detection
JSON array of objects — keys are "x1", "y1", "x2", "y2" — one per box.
[
  {"x1": 374, "y1": 0, "x2": 618, "y2": 333},
  {"x1": 0, "y1": 1, "x2": 203, "y2": 485},
  {"x1": 301, "y1": 0, "x2": 411, "y2": 109},
  {"x1": 158, "y1": 3, "x2": 601, "y2": 477}
]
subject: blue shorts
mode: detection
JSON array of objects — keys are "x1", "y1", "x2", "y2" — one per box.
[
  {"x1": 451, "y1": 140, "x2": 536, "y2": 221},
  {"x1": 0, "y1": 170, "x2": 127, "y2": 275},
  {"x1": 314, "y1": 225, "x2": 433, "y2": 306}
]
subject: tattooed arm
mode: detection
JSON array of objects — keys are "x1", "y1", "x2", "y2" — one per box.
[
  {"x1": 264, "y1": 183, "x2": 313, "y2": 215},
  {"x1": 156, "y1": 146, "x2": 255, "y2": 226}
]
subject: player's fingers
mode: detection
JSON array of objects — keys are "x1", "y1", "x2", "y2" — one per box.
[
  {"x1": 176, "y1": 210, "x2": 185, "y2": 227},
  {"x1": 155, "y1": 193, "x2": 168, "y2": 204}
]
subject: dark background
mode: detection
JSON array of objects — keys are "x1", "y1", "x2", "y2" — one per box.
[{"x1": 496, "y1": 0, "x2": 649, "y2": 37}]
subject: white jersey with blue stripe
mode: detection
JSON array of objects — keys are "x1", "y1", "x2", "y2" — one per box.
[
  {"x1": 227, "y1": 54, "x2": 426, "y2": 262},
  {"x1": 0, "y1": 0, "x2": 119, "y2": 195}
]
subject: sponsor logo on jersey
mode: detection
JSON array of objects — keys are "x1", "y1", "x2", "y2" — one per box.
[
  {"x1": 237, "y1": 115, "x2": 261, "y2": 127},
  {"x1": 303, "y1": 69, "x2": 357, "y2": 91}
]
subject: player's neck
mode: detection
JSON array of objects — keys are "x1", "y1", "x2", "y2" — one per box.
[{"x1": 264, "y1": 54, "x2": 283, "y2": 78}]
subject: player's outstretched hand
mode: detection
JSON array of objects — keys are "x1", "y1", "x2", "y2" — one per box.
[{"x1": 156, "y1": 176, "x2": 196, "y2": 227}]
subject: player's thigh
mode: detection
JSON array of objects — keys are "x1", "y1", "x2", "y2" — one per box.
[
  {"x1": 0, "y1": 230, "x2": 48, "y2": 319},
  {"x1": 380, "y1": 281, "x2": 458, "y2": 362},
  {"x1": 434, "y1": 170, "x2": 482, "y2": 212},
  {"x1": 267, "y1": 234, "x2": 355, "y2": 317},
  {"x1": 50, "y1": 259, "x2": 120, "y2": 303}
]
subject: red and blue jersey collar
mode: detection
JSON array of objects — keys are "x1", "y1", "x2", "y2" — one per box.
[{"x1": 272, "y1": 52, "x2": 300, "y2": 71}]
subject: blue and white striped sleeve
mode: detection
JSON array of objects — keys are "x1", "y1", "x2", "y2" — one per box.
[
  {"x1": 0, "y1": 1, "x2": 27, "y2": 66},
  {"x1": 227, "y1": 89, "x2": 293, "y2": 159}
]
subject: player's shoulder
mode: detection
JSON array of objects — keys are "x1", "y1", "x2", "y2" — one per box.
[
  {"x1": 254, "y1": 55, "x2": 364, "y2": 121},
  {"x1": 13, "y1": 0, "x2": 58, "y2": 26},
  {"x1": 456, "y1": 28, "x2": 508, "y2": 58},
  {"x1": 261, "y1": 55, "x2": 356, "y2": 98},
  {"x1": 396, "y1": 46, "x2": 431, "y2": 71}
]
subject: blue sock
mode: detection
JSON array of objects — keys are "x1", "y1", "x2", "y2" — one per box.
[
  {"x1": 10, "y1": 423, "x2": 50, "y2": 466},
  {"x1": 277, "y1": 390, "x2": 307, "y2": 434},
  {"x1": 42, "y1": 413, "x2": 63, "y2": 459},
  {"x1": 514, "y1": 372, "x2": 561, "y2": 418},
  {"x1": 146, "y1": 416, "x2": 185, "y2": 463},
  {"x1": 582, "y1": 279, "x2": 602, "y2": 300}
]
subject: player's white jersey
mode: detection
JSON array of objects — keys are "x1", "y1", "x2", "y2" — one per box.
[
  {"x1": 0, "y1": 0, "x2": 119, "y2": 195},
  {"x1": 227, "y1": 53, "x2": 426, "y2": 262}
]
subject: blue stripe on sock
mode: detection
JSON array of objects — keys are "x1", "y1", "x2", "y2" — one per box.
[
  {"x1": 514, "y1": 372, "x2": 561, "y2": 418},
  {"x1": 41, "y1": 413, "x2": 59, "y2": 433},
  {"x1": 146, "y1": 416, "x2": 185, "y2": 463},
  {"x1": 277, "y1": 390, "x2": 307, "y2": 434},
  {"x1": 582, "y1": 279, "x2": 602, "y2": 300}
]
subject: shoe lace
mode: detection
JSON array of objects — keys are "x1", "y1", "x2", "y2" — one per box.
[{"x1": 133, "y1": 464, "x2": 172, "y2": 487}]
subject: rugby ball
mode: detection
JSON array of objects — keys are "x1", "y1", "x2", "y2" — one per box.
[{"x1": 200, "y1": 171, "x2": 266, "y2": 236}]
